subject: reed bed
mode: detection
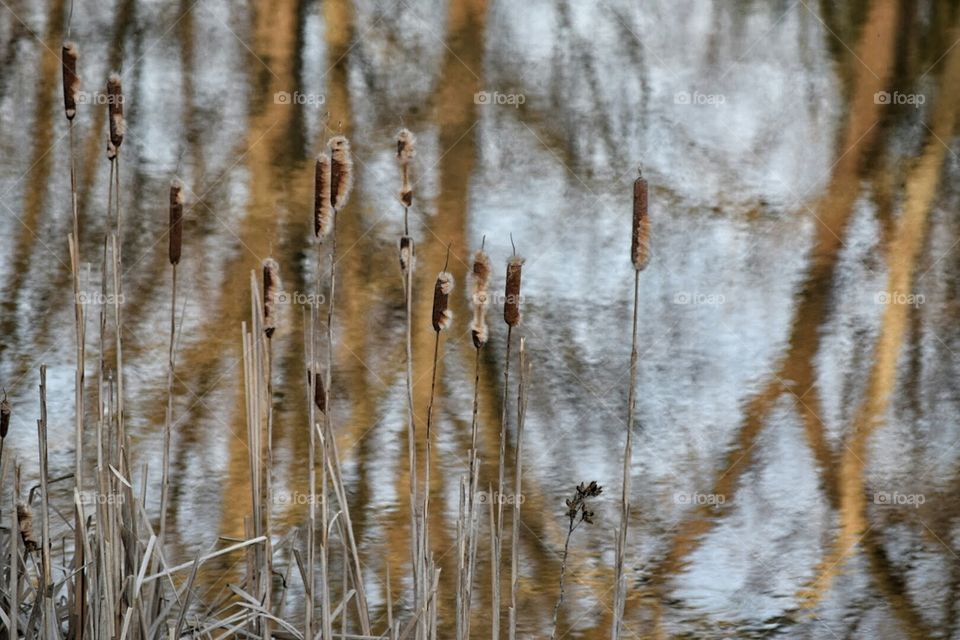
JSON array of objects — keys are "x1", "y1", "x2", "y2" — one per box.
[{"x1": 0, "y1": 44, "x2": 650, "y2": 640}]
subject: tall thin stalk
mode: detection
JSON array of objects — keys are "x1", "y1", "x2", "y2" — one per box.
[
  {"x1": 613, "y1": 169, "x2": 649, "y2": 638},
  {"x1": 508, "y1": 338, "x2": 528, "y2": 640},
  {"x1": 495, "y1": 247, "x2": 524, "y2": 640}
]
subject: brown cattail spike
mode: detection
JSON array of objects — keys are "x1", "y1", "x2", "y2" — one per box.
[
  {"x1": 328, "y1": 136, "x2": 353, "y2": 210},
  {"x1": 169, "y1": 180, "x2": 184, "y2": 265},
  {"x1": 106, "y1": 72, "x2": 124, "y2": 158},
  {"x1": 62, "y1": 42, "x2": 79, "y2": 121},
  {"x1": 470, "y1": 249, "x2": 492, "y2": 348},
  {"x1": 0, "y1": 393, "x2": 9, "y2": 438},
  {"x1": 399, "y1": 236, "x2": 415, "y2": 274},
  {"x1": 632, "y1": 169, "x2": 650, "y2": 271},
  {"x1": 432, "y1": 271, "x2": 454, "y2": 332},
  {"x1": 263, "y1": 258, "x2": 281, "y2": 338},
  {"x1": 17, "y1": 503, "x2": 37, "y2": 553},
  {"x1": 504, "y1": 255, "x2": 524, "y2": 327},
  {"x1": 397, "y1": 128, "x2": 415, "y2": 207},
  {"x1": 314, "y1": 153, "x2": 333, "y2": 238}
]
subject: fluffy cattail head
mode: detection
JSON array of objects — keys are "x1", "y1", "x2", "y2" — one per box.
[
  {"x1": 632, "y1": 169, "x2": 650, "y2": 271},
  {"x1": 504, "y1": 255, "x2": 524, "y2": 327},
  {"x1": 17, "y1": 503, "x2": 37, "y2": 553},
  {"x1": 263, "y1": 258, "x2": 281, "y2": 338},
  {"x1": 399, "y1": 236, "x2": 415, "y2": 273},
  {"x1": 0, "y1": 394, "x2": 9, "y2": 438},
  {"x1": 431, "y1": 271, "x2": 454, "y2": 332},
  {"x1": 396, "y1": 129, "x2": 415, "y2": 166},
  {"x1": 470, "y1": 249, "x2": 492, "y2": 348},
  {"x1": 106, "y1": 72, "x2": 124, "y2": 158},
  {"x1": 169, "y1": 180, "x2": 184, "y2": 265},
  {"x1": 314, "y1": 153, "x2": 333, "y2": 238},
  {"x1": 62, "y1": 42, "x2": 79, "y2": 121},
  {"x1": 397, "y1": 128, "x2": 415, "y2": 207},
  {"x1": 328, "y1": 136, "x2": 353, "y2": 210}
]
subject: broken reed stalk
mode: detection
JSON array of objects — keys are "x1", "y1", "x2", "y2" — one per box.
[
  {"x1": 262, "y1": 257, "x2": 281, "y2": 638},
  {"x1": 508, "y1": 338, "x2": 529, "y2": 640},
  {"x1": 612, "y1": 169, "x2": 649, "y2": 639},
  {"x1": 458, "y1": 242, "x2": 491, "y2": 639},
  {"x1": 395, "y1": 128, "x2": 421, "y2": 628},
  {"x1": 494, "y1": 249, "x2": 523, "y2": 640},
  {"x1": 37, "y1": 366, "x2": 58, "y2": 637},
  {"x1": 160, "y1": 180, "x2": 183, "y2": 549},
  {"x1": 9, "y1": 463, "x2": 19, "y2": 639}
]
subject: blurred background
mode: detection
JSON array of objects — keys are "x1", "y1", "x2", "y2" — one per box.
[{"x1": 0, "y1": 0, "x2": 959, "y2": 637}]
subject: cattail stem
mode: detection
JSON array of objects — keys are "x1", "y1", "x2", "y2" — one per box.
[
  {"x1": 612, "y1": 269, "x2": 640, "y2": 637},
  {"x1": 509, "y1": 339, "x2": 528, "y2": 640},
  {"x1": 493, "y1": 324, "x2": 512, "y2": 640},
  {"x1": 550, "y1": 518, "x2": 576, "y2": 640},
  {"x1": 159, "y1": 262, "x2": 176, "y2": 547}
]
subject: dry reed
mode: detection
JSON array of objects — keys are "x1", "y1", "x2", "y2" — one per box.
[
  {"x1": 394, "y1": 128, "x2": 424, "y2": 639},
  {"x1": 457, "y1": 242, "x2": 491, "y2": 639},
  {"x1": 612, "y1": 168, "x2": 649, "y2": 639},
  {"x1": 494, "y1": 247, "x2": 524, "y2": 640}
]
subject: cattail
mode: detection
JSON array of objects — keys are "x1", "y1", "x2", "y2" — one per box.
[
  {"x1": 106, "y1": 72, "x2": 124, "y2": 158},
  {"x1": 397, "y1": 128, "x2": 415, "y2": 166},
  {"x1": 0, "y1": 395, "x2": 9, "y2": 438},
  {"x1": 169, "y1": 180, "x2": 183, "y2": 265},
  {"x1": 399, "y1": 236, "x2": 415, "y2": 273},
  {"x1": 504, "y1": 256, "x2": 524, "y2": 327},
  {"x1": 470, "y1": 249, "x2": 492, "y2": 348},
  {"x1": 432, "y1": 272, "x2": 454, "y2": 332},
  {"x1": 310, "y1": 370, "x2": 326, "y2": 413},
  {"x1": 397, "y1": 129, "x2": 415, "y2": 207},
  {"x1": 314, "y1": 153, "x2": 333, "y2": 238},
  {"x1": 263, "y1": 258, "x2": 281, "y2": 338},
  {"x1": 17, "y1": 503, "x2": 37, "y2": 553},
  {"x1": 632, "y1": 169, "x2": 650, "y2": 271},
  {"x1": 328, "y1": 136, "x2": 353, "y2": 210},
  {"x1": 62, "y1": 42, "x2": 79, "y2": 121}
]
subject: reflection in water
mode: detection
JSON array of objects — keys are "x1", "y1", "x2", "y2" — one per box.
[{"x1": 1, "y1": 0, "x2": 959, "y2": 637}]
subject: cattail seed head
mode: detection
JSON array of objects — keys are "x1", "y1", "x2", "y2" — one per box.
[
  {"x1": 62, "y1": 42, "x2": 79, "y2": 121},
  {"x1": 17, "y1": 503, "x2": 37, "y2": 553},
  {"x1": 396, "y1": 129, "x2": 415, "y2": 166},
  {"x1": 504, "y1": 256, "x2": 524, "y2": 327},
  {"x1": 328, "y1": 136, "x2": 353, "y2": 210},
  {"x1": 470, "y1": 249, "x2": 492, "y2": 348},
  {"x1": 397, "y1": 128, "x2": 415, "y2": 207},
  {"x1": 169, "y1": 179, "x2": 184, "y2": 265},
  {"x1": 432, "y1": 271, "x2": 454, "y2": 332},
  {"x1": 399, "y1": 236, "x2": 415, "y2": 273},
  {"x1": 0, "y1": 395, "x2": 9, "y2": 438},
  {"x1": 632, "y1": 170, "x2": 650, "y2": 271},
  {"x1": 106, "y1": 72, "x2": 124, "y2": 158},
  {"x1": 314, "y1": 153, "x2": 333, "y2": 238},
  {"x1": 263, "y1": 258, "x2": 281, "y2": 338}
]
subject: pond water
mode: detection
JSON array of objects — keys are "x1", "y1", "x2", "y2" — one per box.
[{"x1": 0, "y1": 0, "x2": 958, "y2": 637}]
